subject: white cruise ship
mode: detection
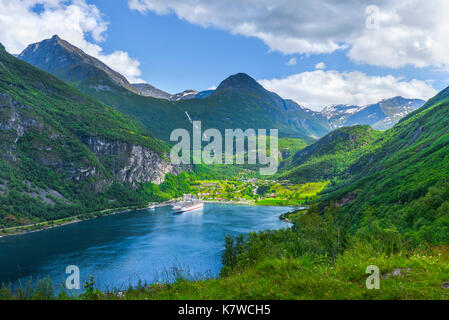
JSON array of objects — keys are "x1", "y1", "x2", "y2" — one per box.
[{"x1": 172, "y1": 194, "x2": 204, "y2": 214}]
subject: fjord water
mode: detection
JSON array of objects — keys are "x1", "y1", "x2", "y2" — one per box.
[{"x1": 0, "y1": 204, "x2": 290, "y2": 291}]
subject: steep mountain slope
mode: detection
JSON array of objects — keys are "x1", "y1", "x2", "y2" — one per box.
[
  {"x1": 319, "y1": 87, "x2": 449, "y2": 243},
  {"x1": 19, "y1": 36, "x2": 424, "y2": 142},
  {"x1": 132, "y1": 83, "x2": 172, "y2": 100},
  {"x1": 19, "y1": 35, "x2": 140, "y2": 95},
  {"x1": 132, "y1": 84, "x2": 202, "y2": 101},
  {"x1": 279, "y1": 125, "x2": 381, "y2": 183},
  {"x1": 0, "y1": 43, "x2": 182, "y2": 227},
  {"x1": 195, "y1": 90, "x2": 214, "y2": 99},
  {"x1": 171, "y1": 89, "x2": 199, "y2": 101},
  {"x1": 321, "y1": 104, "x2": 364, "y2": 129},
  {"x1": 202, "y1": 73, "x2": 330, "y2": 139},
  {"x1": 18, "y1": 36, "x2": 330, "y2": 142},
  {"x1": 323, "y1": 97, "x2": 425, "y2": 131}
]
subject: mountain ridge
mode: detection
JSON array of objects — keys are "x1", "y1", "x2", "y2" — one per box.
[
  {"x1": 18, "y1": 36, "x2": 426, "y2": 142},
  {"x1": 0, "y1": 43, "x2": 187, "y2": 228},
  {"x1": 19, "y1": 35, "x2": 140, "y2": 95},
  {"x1": 322, "y1": 96, "x2": 425, "y2": 130},
  {"x1": 18, "y1": 36, "x2": 330, "y2": 141}
]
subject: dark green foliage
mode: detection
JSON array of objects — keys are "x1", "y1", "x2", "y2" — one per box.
[
  {"x1": 316, "y1": 92, "x2": 449, "y2": 245},
  {"x1": 222, "y1": 234, "x2": 245, "y2": 274},
  {"x1": 256, "y1": 185, "x2": 270, "y2": 195},
  {"x1": 79, "y1": 276, "x2": 102, "y2": 300},
  {"x1": 221, "y1": 203, "x2": 348, "y2": 276},
  {"x1": 280, "y1": 125, "x2": 381, "y2": 183},
  {"x1": 80, "y1": 78, "x2": 327, "y2": 143},
  {"x1": 0, "y1": 43, "x2": 173, "y2": 227}
]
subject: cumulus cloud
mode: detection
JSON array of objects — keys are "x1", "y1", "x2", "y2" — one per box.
[
  {"x1": 128, "y1": 0, "x2": 449, "y2": 70},
  {"x1": 0, "y1": 0, "x2": 144, "y2": 83},
  {"x1": 259, "y1": 70, "x2": 437, "y2": 111}
]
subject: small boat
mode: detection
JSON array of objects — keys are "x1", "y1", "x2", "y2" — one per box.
[
  {"x1": 173, "y1": 194, "x2": 204, "y2": 214},
  {"x1": 147, "y1": 203, "x2": 156, "y2": 210}
]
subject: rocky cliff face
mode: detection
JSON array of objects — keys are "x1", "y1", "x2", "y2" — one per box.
[
  {"x1": 83, "y1": 137, "x2": 180, "y2": 188},
  {"x1": 1, "y1": 92, "x2": 180, "y2": 195},
  {"x1": 0, "y1": 92, "x2": 42, "y2": 162},
  {"x1": 132, "y1": 83, "x2": 172, "y2": 100}
]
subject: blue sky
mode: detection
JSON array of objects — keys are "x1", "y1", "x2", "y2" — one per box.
[
  {"x1": 91, "y1": 0, "x2": 449, "y2": 94},
  {"x1": 0, "y1": 0, "x2": 448, "y2": 110}
]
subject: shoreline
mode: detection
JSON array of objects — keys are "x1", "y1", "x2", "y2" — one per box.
[
  {"x1": 203, "y1": 199, "x2": 256, "y2": 206},
  {"x1": 0, "y1": 203, "x2": 172, "y2": 239},
  {"x1": 0, "y1": 200, "x2": 298, "y2": 239}
]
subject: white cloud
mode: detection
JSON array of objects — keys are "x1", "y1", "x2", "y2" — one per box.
[
  {"x1": 315, "y1": 62, "x2": 325, "y2": 70},
  {"x1": 286, "y1": 57, "x2": 297, "y2": 66},
  {"x1": 0, "y1": 0, "x2": 144, "y2": 83},
  {"x1": 259, "y1": 70, "x2": 437, "y2": 111},
  {"x1": 128, "y1": 0, "x2": 449, "y2": 70}
]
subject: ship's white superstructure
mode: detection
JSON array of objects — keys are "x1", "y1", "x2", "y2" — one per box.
[{"x1": 172, "y1": 194, "x2": 204, "y2": 214}]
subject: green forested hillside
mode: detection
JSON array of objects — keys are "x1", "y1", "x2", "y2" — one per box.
[
  {"x1": 279, "y1": 125, "x2": 381, "y2": 183},
  {"x1": 50, "y1": 71, "x2": 329, "y2": 143},
  {"x1": 277, "y1": 88, "x2": 449, "y2": 244},
  {"x1": 320, "y1": 95, "x2": 449, "y2": 244},
  {"x1": 0, "y1": 44, "x2": 193, "y2": 229}
]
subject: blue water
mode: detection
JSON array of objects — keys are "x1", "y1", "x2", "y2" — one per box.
[{"x1": 0, "y1": 204, "x2": 291, "y2": 292}]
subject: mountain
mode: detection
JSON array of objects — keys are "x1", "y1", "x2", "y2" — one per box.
[
  {"x1": 132, "y1": 84, "x2": 202, "y2": 101},
  {"x1": 207, "y1": 73, "x2": 330, "y2": 139},
  {"x1": 195, "y1": 90, "x2": 214, "y2": 99},
  {"x1": 171, "y1": 89, "x2": 199, "y2": 101},
  {"x1": 321, "y1": 104, "x2": 364, "y2": 129},
  {"x1": 19, "y1": 35, "x2": 140, "y2": 95},
  {"x1": 311, "y1": 86, "x2": 449, "y2": 243},
  {"x1": 19, "y1": 36, "x2": 330, "y2": 141},
  {"x1": 279, "y1": 125, "x2": 381, "y2": 183},
  {"x1": 132, "y1": 83, "x2": 172, "y2": 100},
  {"x1": 0, "y1": 43, "x2": 185, "y2": 228},
  {"x1": 276, "y1": 83, "x2": 449, "y2": 244},
  {"x1": 322, "y1": 97, "x2": 425, "y2": 131}
]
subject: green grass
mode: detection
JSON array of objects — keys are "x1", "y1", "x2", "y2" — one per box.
[{"x1": 114, "y1": 245, "x2": 449, "y2": 300}]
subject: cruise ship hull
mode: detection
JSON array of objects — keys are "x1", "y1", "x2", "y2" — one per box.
[{"x1": 174, "y1": 202, "x2": 204, "y2": 214}]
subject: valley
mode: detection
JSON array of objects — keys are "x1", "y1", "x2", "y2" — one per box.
[
  {"x1": 1, "y1": 32, "x2": 449, "y2": 301},
  {"x1": 192, "y1": 178, "x2": 328, "y2": 206}
]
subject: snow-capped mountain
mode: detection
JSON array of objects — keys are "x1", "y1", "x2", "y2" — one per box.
[{"x1": 321, "y1": 97, "x2": 426, "y2": 130}]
